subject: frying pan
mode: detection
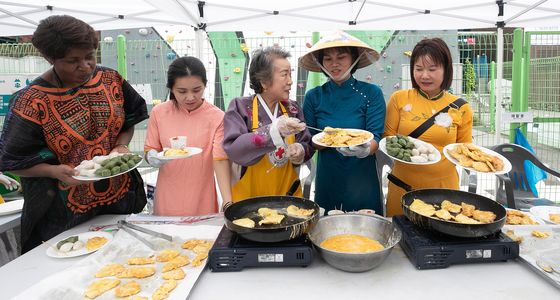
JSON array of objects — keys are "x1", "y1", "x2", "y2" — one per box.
[
  {"x1": 401, "y1": 188, "x2": 506, "y2": 238},
  {"x1": 224, "y1": 195, "x2": 320, "y2": 243}
]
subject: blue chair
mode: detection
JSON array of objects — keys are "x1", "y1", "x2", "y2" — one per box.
[{"x1": 491, "y1": 143, "x2": 560, "y2": 210}]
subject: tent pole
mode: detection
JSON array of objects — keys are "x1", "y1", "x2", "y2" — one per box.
[
  {"x1": 195, "y1": 28, "x2": 204, "y2": 59},
  {"x1": 495, "y1": 27, "x2": 503, "y2": 144},
  {"x1": 494, "y1": 0, "x2": 504, "y2": 144}
]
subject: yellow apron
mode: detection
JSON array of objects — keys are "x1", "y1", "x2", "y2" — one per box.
[{"x1": 232, "y1": 96, "x2": 302, "y2": 202}]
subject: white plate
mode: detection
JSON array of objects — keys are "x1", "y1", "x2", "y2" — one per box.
[
  {"x1": 312, "y1": 128, "x2": 373, "y2": 148},
  {"x1": 157, "y1": 147, "x2": 203, "y2": 161},
  {"x1": 46, "y1": 231, "x2": 113, "y2": 258},
  {"x1": 379, "y1": 136, "x2": 441, "y2": 165},
  {"x1": 0, "y1": 199, "x2": 24, "y2": 216},
  {"x1": 530, "y1": 206, "x2": 560, "y2": 225},
  {"x1": 72, "y1": 158, "x2": 143, "y2": 181},
  {"x1": 443, "y1": 143, "x2": 512, "y2": 175},
  {"x1": 506, "y1": 208, "x2": 545, "y2": 225}
]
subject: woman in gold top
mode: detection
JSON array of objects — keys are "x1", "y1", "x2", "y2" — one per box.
[{"x1": 384, "y1": 38, "x2": 473, "y2": 216}]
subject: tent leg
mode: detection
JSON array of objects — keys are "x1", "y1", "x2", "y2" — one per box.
[{"x1": 495, "y1": 27, "x2": 503, "y2": 144}]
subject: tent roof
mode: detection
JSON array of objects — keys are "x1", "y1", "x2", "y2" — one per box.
[{"x1": 1, "y1": 0, "x2": 559, "y2": 36}]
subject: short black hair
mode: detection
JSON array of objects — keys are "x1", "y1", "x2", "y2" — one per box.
[
  {"x1": 410, "y1": 38, "x2": 454, "y2": 91},
  {"x1": 315, "y1": 46, "x2": 360, "y2": 76},
  {"x1": 249, "y1": 46, "x2": 291, "y2": 94},
  {"x1": 167, "y1": 56, "x2": 208, "y2": 103},
  {"x1": 31, "y1": 15, "x2": 99, "y2": 61}
]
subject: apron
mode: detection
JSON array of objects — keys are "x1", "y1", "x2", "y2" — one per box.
[{"x1": 232, "y1": 96, "x2": 302, "y2": 202}]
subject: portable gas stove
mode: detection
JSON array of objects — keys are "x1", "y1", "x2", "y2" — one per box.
[
  {"x1": 393, "y1": 215, "x2": 519, "y2": 270},
  {"x1": 208, "y1": 226, "x2": 313, "y2": 272}
]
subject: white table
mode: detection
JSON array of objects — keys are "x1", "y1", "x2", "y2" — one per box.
[{"x1": 0, "y1": 215, "x2": 558, "y2": 300}]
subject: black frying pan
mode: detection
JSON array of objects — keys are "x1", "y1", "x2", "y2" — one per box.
[
  {"x1": 224, "y1": 195, "x2": 320, "y2": 243},
  {"x1": 401, "y1": 188, "x2": 506, "y2": 238}
]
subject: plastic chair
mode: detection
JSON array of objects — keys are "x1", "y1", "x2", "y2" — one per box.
[{"x1": 491, "y1": 143, "x2": 560, "y2": 210}]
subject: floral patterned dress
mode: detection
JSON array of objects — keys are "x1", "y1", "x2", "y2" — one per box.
[{"x1": 383, "y1": 89, "x2": 473, "y2": 216}]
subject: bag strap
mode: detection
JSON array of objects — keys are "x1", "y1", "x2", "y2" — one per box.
[{"x1": 408, "y1": 97, "x2": 467, "y2": 139}]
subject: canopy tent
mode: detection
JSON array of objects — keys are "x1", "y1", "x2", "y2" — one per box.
[
  {"x1": 1, "y1": 1, "x2": 558, "y2": 36},
  {"x1": 1, "y1": 0, "x2": 559, "y2": 141}
]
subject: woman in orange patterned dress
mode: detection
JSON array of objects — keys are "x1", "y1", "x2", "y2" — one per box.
[
  {"x1": 0, "y1": 15, "x2": 148, "y2": 252},
  {"x1": 384, "y1": 38, "x2": 473, "y2": 216}
]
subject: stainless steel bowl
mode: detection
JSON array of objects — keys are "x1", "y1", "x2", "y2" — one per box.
[{"x1": 308, "y1": 214, "x2": 402, "y2": 272}]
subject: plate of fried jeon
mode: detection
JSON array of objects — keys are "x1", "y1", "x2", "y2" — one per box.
[
  {"x1": 443, "y1": 143, "x2": 511, "y2": 174},
  {"x1": 157, "y1": 147, "x2": 203, "y2": 161},
  {"x1": 46, "y1": 231, "x2": 113, "y2": 258},
  {"x1": 312, "y1": 127, "x2": 373, "y2": 148},
  {"x1": 529, "y1": 206, "x2": 560, "y2": 225}
]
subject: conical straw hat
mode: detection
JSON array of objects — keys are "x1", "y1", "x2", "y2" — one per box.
[{"x1": 299, "y1": 30, "x2": 380, "y2": 72}]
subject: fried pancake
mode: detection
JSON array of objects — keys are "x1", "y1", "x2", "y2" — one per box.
[
  {"x1": 191, "y1": 252, "x2": 209, "y2": 267},
  {"x1": 472, "y1": 210, "x2": 496, "y2": 223},
  {"x1": 472, "y1": 161, "x2": 491, "y2": 172},
  {"x1": 181, "y1": 239, "x2": 208, "y2": 250},
  {"x1": 193, "y1": 242, "x2": 213, "y2": 254},
  {"x1": 532, "y1": 230, "x2": 550, "y2": 238},
  {"x1": 232, "y1": 218, "x2": 255, "y2": 228},
  {"x1": 549, "y1": 213, "x2": 560, "y2": 224},
  {"x1": 257, "y1": 208, "x2": 280, "y2": 217},
  {"x1": 152, "y1": 280, "x2": 177, "y2": 300},
  {"x1": 441, "y1": 200, "x2": 461, "y2": 214},
  {"x1": 162, "y1": 268, "x2": 186, "y2": 280},
  {"x1": 409, "y1": 199, "x2": 435, "y2": 217},
  {"x1": 258, "y1": 213, "x2": 285, "y2": 225},
  {"x1": 461, "y1": 202, "x2": 475, "y2": 217},
  {"x1": 95, "y1": 263, "x2": 125, "y2": 278},
  {"x1": 454, "y1": 213, "x2": 481, "y2": 224},
  {"x1": 434, "y1": 209, "x2": 453, "y2": 221},
  {"x1": 116, "y1": 267, "x2": 156, "y2": 279},
  {"x1": 127, "y1": 256, "x2": 155, "y2": 265},
  {"x1": 86, "y1": 236, "x2": 108, "y2": 251},
  {"x1": 156, "y1": 249, "x2": 180, "y2": 262},
  {"x1": 286, "y1": 205, "x2": 314, "y2": 217},
  {"x1": 84, "y1": 278, "x2": 120, "y2": 299},
  {"x1": 114, "y1": 281, "x2": 141, "y2": 298},
  {"x1": 162, "y1": 255, "x2": 190, "y2": 272}
]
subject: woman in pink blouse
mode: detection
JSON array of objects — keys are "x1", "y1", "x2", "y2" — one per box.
[{"x1": 144, "y1": 57, "x2": 232, "y2": 216}]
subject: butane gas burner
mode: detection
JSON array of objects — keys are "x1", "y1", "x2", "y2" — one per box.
[
  {"x1": 393, "y1": 215, "x2": 519, "y2": 270},
  {"x1": 208, "y1": 226, "x2": 313, "y2": 272}
]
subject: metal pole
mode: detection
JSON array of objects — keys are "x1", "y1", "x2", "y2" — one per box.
[
  {"x1": 195, "y1": 29, "x2": 204, "y2": 59},
  {"x1": 495, "y1": 27, "x2": 503, "y2": 144},
  {"x1": 489, "y1": 61, "x2": 496, "y2": 133},
  {"x1": 116, "y1": 34, "x2": 127, "y2": 80},
  {"x1": 521, "y1": 30, "x2": 531, "y2": 136},
  {"x1": 511, "y1": 28, "x2": 523, "y2": 142}
]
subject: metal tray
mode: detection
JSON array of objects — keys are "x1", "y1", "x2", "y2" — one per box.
[{"x1": 502, "y1": 224, "x2": 560, "y2": 289}]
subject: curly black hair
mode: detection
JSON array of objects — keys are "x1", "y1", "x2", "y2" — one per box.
[{"x1": 31, "y1": 15, "x2": 99, "y2": 61}]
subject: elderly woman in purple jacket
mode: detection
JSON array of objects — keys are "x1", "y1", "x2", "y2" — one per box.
[{"x1": 223, "y1": 46, "x2": 314, "y2": 202}]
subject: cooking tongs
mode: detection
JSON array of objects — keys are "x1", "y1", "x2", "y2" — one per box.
[{"x1": 117, "y1": 220, "x2": 173, "y2": 250}]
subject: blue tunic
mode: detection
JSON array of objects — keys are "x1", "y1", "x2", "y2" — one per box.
[{"x1": 303, "y1": 76, "x2": 386, "y2": 213}]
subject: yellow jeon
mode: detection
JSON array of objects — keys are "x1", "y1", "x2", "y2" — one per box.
[{"x1": 318, "y1": 127, "x2": 371, "y2": 147}]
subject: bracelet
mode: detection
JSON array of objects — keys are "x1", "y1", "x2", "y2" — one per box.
[{"x1": 115, "y1": 144, "x2": 129, "y2": 150}]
